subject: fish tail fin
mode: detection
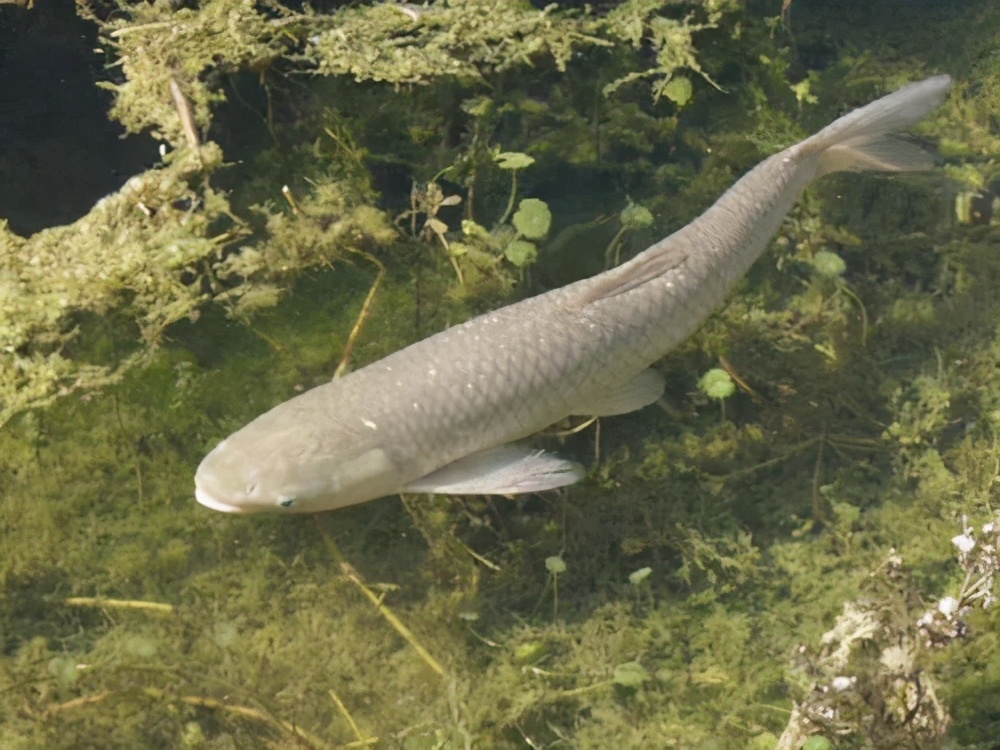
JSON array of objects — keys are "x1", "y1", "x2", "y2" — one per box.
[
  {"x1": 575, "y1": 76, "x2": 951, "y2": 305},
  {"x1": 805, "y1": 75, "x2": 951, "y2": 176}
]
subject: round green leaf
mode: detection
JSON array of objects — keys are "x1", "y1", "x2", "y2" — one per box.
[
  {"x1": 802, "y1": 737, "x2": 833, "y2": 750},
  {"x1": 662, "y1": 76, "x2": 693, "y2": 106},
  {"x1": 504, "y1": 239, "x2": 538, "y2": 268},
  {"x1": 698, "y1": 368, "x2": 735, "y2": 400},
  {"x1": 494, "y1": 151, "x2": 535, "y2": 170},
  {"x1": 512, "y1": 198, "x2": 551, "y2": 240},
  {"x1": 620, "y1": 202, "x2": 653, "y2": 231},
  {"x1": 813, "y1": 250, "x2": 847, "y2": 278},
  {"x1": 545, "y1": 555, "x2": 567, "y2": 575}
]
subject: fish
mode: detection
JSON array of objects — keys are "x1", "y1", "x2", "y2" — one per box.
[{"x1": 195, "y1": 75, "x2": 952, "y2": 514}]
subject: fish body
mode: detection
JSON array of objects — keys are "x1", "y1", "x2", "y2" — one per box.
[{"x1": 195, "y1": 75, "x2": 951, "y2": 514}]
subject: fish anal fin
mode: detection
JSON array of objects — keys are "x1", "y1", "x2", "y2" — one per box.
[
  {"x1": 403, "y1": 446, "x2": 584, "y2": 496},
  {"x1": 571, "y1": 368, "x2": 665, "y2": 417}
]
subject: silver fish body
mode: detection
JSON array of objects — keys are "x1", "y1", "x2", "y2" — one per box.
[{"x1": 195, "y1": 75, "x2": 952, "y2": 514}]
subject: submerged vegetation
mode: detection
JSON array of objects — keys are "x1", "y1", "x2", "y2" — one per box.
[{"x1": 1, "y1": 0, "x2": 998, "y2": 748}]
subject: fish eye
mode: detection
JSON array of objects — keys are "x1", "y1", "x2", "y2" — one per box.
[{"x1": 277, "y1": 497, "x2": 295, "y2": 508}]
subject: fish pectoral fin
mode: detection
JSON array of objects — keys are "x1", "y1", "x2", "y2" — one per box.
[
  {"x1": 403, "y1": 446, "x2": 585, "y2": 496},
  {"x1": 571, "y1": 368, "x2": 665, "y2": 416}
]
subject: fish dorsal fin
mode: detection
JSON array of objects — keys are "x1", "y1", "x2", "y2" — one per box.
[
  {"x1": 571, "y1": 368, "x2": 665, "y2": 417},
  {"x1": 403, "y1": 446, "x2": 584, "y2": 496},
  {"x1": 577, "y1": 241, "x2": 688, "y2": 305}
]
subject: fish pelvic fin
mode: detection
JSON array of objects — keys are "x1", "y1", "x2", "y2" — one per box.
[
  {"x1": 403, "y1": 446, "x2": 584, "y2": 496},
  {"x1": 806, "y1": 75, "x2": 951, "y2": 177}
]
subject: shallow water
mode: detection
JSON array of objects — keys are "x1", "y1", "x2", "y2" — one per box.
[{"x1": 1, "y1": 1, "x2": 998, "y2": 748}]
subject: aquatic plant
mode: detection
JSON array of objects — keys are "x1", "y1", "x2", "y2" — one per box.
[
  {"x1": 776, "y1": 515, "x2": 1000, "y2": 748},
  {"x1": 0, "y1": 145, "x2": 395, "y2": 425},
  {"x1": 396, "y1": 173, "x2": 466, "y2": 283}
]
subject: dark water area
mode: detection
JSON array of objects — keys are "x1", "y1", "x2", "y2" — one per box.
[{"x1": 0, "y1": 0, "x2": 153, "y2": 235}]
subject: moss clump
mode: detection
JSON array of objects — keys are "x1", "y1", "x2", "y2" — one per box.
[{"x1": 0, "y1": 147, "x2": 394, "y2": 425}]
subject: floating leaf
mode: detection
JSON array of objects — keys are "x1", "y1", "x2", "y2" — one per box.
[
  {"x1": 620, "y1": 203, "x2": 653, "y2": 231},
  {"x1": 662, "y1": 76, "x2": 693, "y2": 106},
  {"x1": 545, "y1": 555, "x2": 567, "y2": 575},
  {"x1": 698, "y1": 368, "x2": 735, "y2": 400},
  {"x1": 504, "y1": 240, "x2": 538, "y2": 268},
  {"x1": 490, "y1": 224, "x2": 517, "y2": 247},
  {"x1": 628, "y1": 567, "x2": 652, "y2": 585},
  {"x1": 813, "y1": 250, "x2": 847, "y2": 278},
  {"x1": 613, "y1": 661, "x2": 650, "y2": 688},
  {"x1": 512, "y1": 198, "x2": 551, "y2": 239},
  {"x1": 495, "y1": 151, "x2": 535, "y2": 170}
]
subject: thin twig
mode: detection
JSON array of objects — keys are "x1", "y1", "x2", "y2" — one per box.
[
  {"x1": 315, "y1": 522, "x2": 446, "y2": 677},
  {"x1": 180, "y1": 695, "x2": 330, "y2": 749},
  {"x1": 52, "y1": 690, "x2": 329, "y2": 749},
  {"x1": 333, "y1": 248, "x2": 385, "y2": 378},
  {"x1": 109, "y1": 21, "x2": 174, "y2": 37},
  {"x1": 169, "y1": 77, "x2": 201, "y2": 151},
  {"x1": 64, "y1": 597, "x2": 172, "y2": 614},
  {"x1": 327, "y1": 688, "x2": 377, "y2": 746}
]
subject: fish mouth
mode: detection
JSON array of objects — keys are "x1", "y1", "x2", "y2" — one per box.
[
  {"x1": 194, "y1": 463, "x2": 253, "y2": 514},
  {"x1": 194, "y1": 442, "x2": 255, "y2": 513},
  {"x1": 194, "y1": 485, "x2": 247, "y2": 513}
]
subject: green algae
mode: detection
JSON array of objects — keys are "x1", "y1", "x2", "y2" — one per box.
[{"x1": 2, "y1": 0, "x2": 999, "y2": 748}]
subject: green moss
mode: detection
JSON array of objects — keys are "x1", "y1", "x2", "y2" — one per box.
[{"x1": 2, "y1": 0, "x2": 999, "y2": 748}]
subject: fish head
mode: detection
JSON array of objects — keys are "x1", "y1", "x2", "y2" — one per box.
[{"x1": 194, "y1": 418, "x2": 403, "y2": 514}]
